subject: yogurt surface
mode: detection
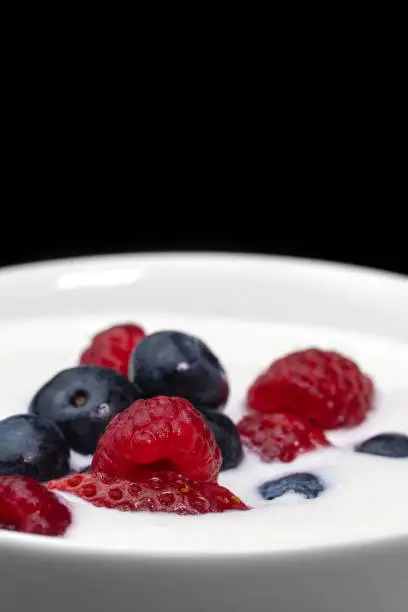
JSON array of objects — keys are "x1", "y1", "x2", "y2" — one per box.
[{"x1": 1, "y1": 312, "x2": 407, "y2": 554}]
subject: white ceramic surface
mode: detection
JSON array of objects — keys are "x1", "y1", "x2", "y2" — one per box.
[{"x1": 0, "y1": 253, "x2": 407, "y2": 612}]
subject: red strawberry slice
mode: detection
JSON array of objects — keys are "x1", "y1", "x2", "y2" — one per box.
[
  {"x1": 238, "y1": 411, "x2": 330, "y2": 463},
  {"x1": 92, "y1": 396, "x2": 222, "y2": 482},
  {"x1": 47, "y1": 471, "x2": 249, "y2": 515}
]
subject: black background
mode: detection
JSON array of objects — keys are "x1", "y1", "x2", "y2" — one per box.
[
  {"x1": 1, "y1": 45, "x2": 405, "y2": 277},
  {"x1": 0, "y1": 213, "x2": 406, "y2": 276},
  {"x1": 0, "y1": 196, "x2": 406, "y2": 275}
]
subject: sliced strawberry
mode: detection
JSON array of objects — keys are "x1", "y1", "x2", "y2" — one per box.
[{"x1": 47, "y1": 471, "x2": 249, "y2": 514}]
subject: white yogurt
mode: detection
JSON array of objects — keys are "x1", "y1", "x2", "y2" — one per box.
[{"x1": 0, "y1": 313, "x2": 407, "y2": 554}]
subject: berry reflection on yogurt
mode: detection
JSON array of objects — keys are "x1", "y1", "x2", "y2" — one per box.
[{"x1": 0, "y1": 317, "x2": 408, "y2": 553}]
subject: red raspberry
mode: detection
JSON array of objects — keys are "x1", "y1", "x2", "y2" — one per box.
[
  {"x1": 238, "y1": 412, "x2": 330, "y2": 462},
  {"x1": 47, "y1": 471, "x2": 249, "y2": 514},
  {"x1": 92, "y1": 396, "x2": 222, "y2": 482},
  {"x1": 248, "y1": 349, "x2": 374, "y2": 429},
  {"x1": 0, "y1": 475, "x2": 71, "y2": 536},
  {"x1": 80, "y1": 323, "x2": 146, "y2": 377}
]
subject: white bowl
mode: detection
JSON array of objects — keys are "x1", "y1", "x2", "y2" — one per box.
[{"x1": 0, "y1": 253, "x2": 407, "y2": 612}]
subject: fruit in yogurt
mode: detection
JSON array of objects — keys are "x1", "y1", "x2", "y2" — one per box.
[
  {"x1": 29, "y1": 366, "x2": 141, "y2": 455},
  {"x1": 198, "y1": 407, "x2": 243, "y2": 471},
  {"x1": 247, "y1": 348, "x2": 374, "y2": 429},
  {"x1": 80, "y1": 323, "x2": 145, "y2": 377},
  {"x1": 47, "y1": 470, "x2": 249, "y2": 514},
  {"x1": 3, "y1": 319, "x2": 394, "y2": 534},
  {"x1": 129, "y1": 330, "x2": 229, "y2": 410},
  {"x1": 92, "y1": 396, "x2": 222, "y2": 482},
  {"x1": 258, "y1": 473, "x2": 325, "y2": 501},
  {"x1": 238, "y1": 411, "x2": 330, "y2": 462},
  {"x1": 355, "y1": 433, "x2": 408, "y2": 458},
  {"x1": 0, "y1": 475, "x2": 71, "y2": 535},
  {"x1": 0, "y1": 414, "x2": 70, "y2": 481}
]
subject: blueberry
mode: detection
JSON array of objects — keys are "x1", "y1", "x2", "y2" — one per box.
[
  {"x1": 198, "y1": 407, "x2": 243, "y2": 471},
  {"x1": 355, "y1": 433, "x2": 408, "y2": 458},
  {"x1": 258, "y1": 473, "x2": 325, "y2": 501},
  {"x1": 129, "y1": 331, "x2": 229, "y2": 410},
  {"x1": 0, "y1": 414, "x2": 70, "y2": 481},
  {"x1": 29, "y1": 366, "x2": 141, "y2": 455}
]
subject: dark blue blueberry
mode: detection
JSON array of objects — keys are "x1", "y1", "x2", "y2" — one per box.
[
  {"x1": 258, "y1": 473, "x2": 325, "y2": 501},
  {"x1": 198, "y1": 407, "x2": 243, "y2": 471},
  {"x1": 0, "y1": 414, "x2": 70, "y2": 482},
  {"x1": 29, "y1": 366, "x2": 141, "y2": 455},
  {"x1": 129, "y1": 331, "x2": 229, "y2": 410},
  {"x1": 355, "y1": 433, "x2": 408, "y2": 458}
]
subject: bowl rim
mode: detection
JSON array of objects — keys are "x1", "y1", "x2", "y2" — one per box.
[{"x1": 1, "y1": 250, "x2": 408, "y2": 281}]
